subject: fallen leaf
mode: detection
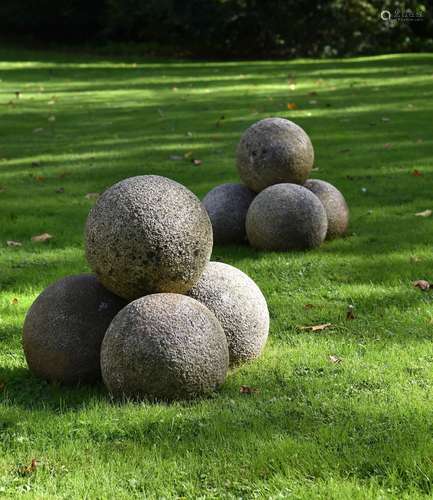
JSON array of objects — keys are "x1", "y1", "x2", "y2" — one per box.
[
  {"x1": 31, "y1": 233, "x2": 53, "y2": 242},
  {"x1": 11, "y1": 298, "x2": 18, "y2": 305},
  {"x1": 7, "y1": 240, "x2": 22, "y2": 247},
  {"x1": 19, "y1": 458, "x2": 38, "y2": 476},
  {"x1": 34, "y1": 175, "x2": 45, "y2": 182},
  {"x1": 303, "y1": 303, "x2": 315, "y2": 309},
  {"x1": 346, "y1": 305, "x2": 355, "y2": 320},
  {"x1": 240, "y1": 386, "x2": 259, "y2": 394},
  {"x1": 85, "y1": 192, "x2": 99, "y2": 200},
  {"x1": 287, "y1": 102, "x2": 298, "y2": 110},
  {"x1": 329, "y1": 355, "x2": 342, "y2": 364},
  {"x1": 415, "y1": 209, "x2": 431, "y2": 217},
  {"x1": 192, "y1": 159, "x2": 202, "y2": 166},
  {"x1": 299, "y1": 323, "x2": 332, "y2": 332},
  {"x1": 411, "y1": 169, "x2": 422, "y2": 177},
  {"x1": 413, "y1": 280, "x2": 431, "y2": 291}
]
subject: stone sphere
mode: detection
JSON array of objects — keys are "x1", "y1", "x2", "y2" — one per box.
[
  {"x1": 23, "y1": 274, "x2": 127, "y2": 385},
  {"x1": 304, "y1": 179, "x2": 349, "y2": 239},
  {"x1": 100, "y1": 293, "x2": 229, "y2": 401},
  {"x1": 236, "y1": 117, "x2": 314, "y2": 192},
  {"x1": 85, "y1": 175, "x2": 213, "y2": 300},
  {"x1": 202, "y1": 183, "x2": 255, "y2": 245},
  {"x1": 188, "y1": 262, "x2": 269, "y2": 366},
  {"x1": 246, "y1": 183, "x2": 328, "y2": 251}
]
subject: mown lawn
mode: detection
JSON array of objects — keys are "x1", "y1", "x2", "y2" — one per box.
[{"x1": 1, "y1": 48, "x2": 433, "y2": 499}]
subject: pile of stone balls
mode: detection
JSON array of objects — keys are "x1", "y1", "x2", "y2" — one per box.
[
  {"x1": 22, "y1": 175, "x2": 269, "y2": 401},
  {"x1": 203, "y1": 117, "x2": 349, "y2": 250}
]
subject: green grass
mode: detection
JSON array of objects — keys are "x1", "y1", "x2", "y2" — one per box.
[{"x1": 1, "y1": 48, "x2": 433, "y2": 499}]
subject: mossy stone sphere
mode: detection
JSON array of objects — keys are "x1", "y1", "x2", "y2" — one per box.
[
  {"x1": 202, "y1": 183, "x2": 255, "y2": 245},
  {"x1": 85, "y1": 175, "x2": 213, "y2": 300},
  {"x1": 304, "y1": 179, "x2": 349, "y2": 239},
  {"x1": 23, "y1": 274, "x2": 127, "y2": 385},
  {"x1": 236, "y1": 117, "x2": 314, "y2": 192},
  {"x1": 246, "y1": 183, "x2": 327, "y2": 251},
  {"x1": 188, "y1": 262, "x2": 269, "y2": 366},
  {"x1": 100, "y1": 294, "x2": 229, "y2": 401}
]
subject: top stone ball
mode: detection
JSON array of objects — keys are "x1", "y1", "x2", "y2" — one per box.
[
  {"x1": 85, "y1": 175, "x2": 213, "y2": 300},
  {"x1": 236, "y1": 117, "x2": 314, "y2": 192}
]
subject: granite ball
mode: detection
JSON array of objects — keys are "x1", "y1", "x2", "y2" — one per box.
[
  {"x1": 246, "y1": 183, "x2": 328, "y2": 251},
  {"x1": 202, "y1": 183, "x2": 255, "y2": 245},
  {"x1": 23, "y1": 274, "x2": 127, "y2": 385},
  {"x1": 304, "y1": 179, "x2": 349, "y2": 239},
  {"x1": 188, "y1": 261, "x2": 269, "y2": 366},
  {"x1": 236, "y1": 117, "x2": 314, "y2": 192},
  {"x1": 85, "y1": 175, "x2": 213, "y2": 300},
  {"x1": 100, "y1": 293, "x2": 229, "y2": 401}
]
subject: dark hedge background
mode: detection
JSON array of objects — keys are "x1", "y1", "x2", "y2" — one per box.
[{"x1": 1, "y1": 0, "x2": 432, "y2": 57}]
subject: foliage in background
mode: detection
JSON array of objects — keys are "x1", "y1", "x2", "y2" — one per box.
[{"x1": 0, "y1": 0, "x2": 432, "y2": 57}]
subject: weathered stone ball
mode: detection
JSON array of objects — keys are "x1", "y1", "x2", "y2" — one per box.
[
  {"x1": 304, "y1": 179, "x2": 349, "y2": 239},
  {"x1": 188, "y1": 262, "x2": 269, "y2": 366},
  {"x1": 23, "y1": 274, "x2": 127, "y2": 385},
  {"x1": 100, "y1": 293, "x2": 229, "y2": 401},
  {"x1": 85, "y1": 175, "x2": 213, "y2": 300},
  {"x1": 246, "y1": 183, "x2": 328, "y2": 251},
  {"x1": 236, "y1": 117, "x2": 314, "y2": 192},
  {"x1": 202, "y1": 183, "x2": 255, "y2": 245}
]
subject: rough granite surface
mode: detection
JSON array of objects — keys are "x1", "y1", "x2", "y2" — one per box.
[
  {"x1": 304, "y1": 179, "x2": 349, "y2": 239},
  {"x1": 236, "y1": 117, "x2": 314, "y2": 192},
  {"x1": 85, "y1": 175, "x2": 213, "y2": 300},
  {"x1": 23, "y1": 274, "x2": 127, "y2": 385},
  {"x1": 100, "y1": 293, "x2": 229, "y2": 401},
  {"x1": 246, "y1": 183, "x2": 328, "y2": 250},
  {"x1": 188, "y1": 261, "x2": 269, "y2": 366},
  {"x1": 202, "y1": 183, "x2": 255, "y2": 244}
]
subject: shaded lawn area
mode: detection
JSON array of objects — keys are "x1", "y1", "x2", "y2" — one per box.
[{"x1": 1, "y1": 48, "x2": 433, "y2": 498}]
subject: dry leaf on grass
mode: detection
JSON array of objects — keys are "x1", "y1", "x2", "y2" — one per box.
[
  {"x1": 413, "y1": 280, "x2": 431, "y2": 291},
  {"x1": 18, "y1": 459, "x2": 38, "y2": 476},
  {"x1": 31, "y1": 233, "x2": 53, "y2": 242},
  {"x1": 329, "y1": 355, "x2": 342, "y2": 364},
  {"x1": 240, "y1": 386, "x2": 259, "y2": 394},
  {"x1": 299, "y1": 323, "x2": 332, "y2": 332},
  {"x1": 304, "y1": 303, "x2": 315, "y2": 309},
  {"x1": 7, "y1": 240, "x2": 22, "y2": 247},
  {"x1": 287, "y1": 102, "x2": 298, "y2": 110},
  {"x1": 415, "y1": 210, "x2": 432, "y2": 217},
  {"x1": 192, "y1": 159, "x2": 203, "y2": 166},
  {"x1": 411, "y1": 169, "x2": 422, "y2": 177},
  {"x1": 11, "y1": 298, "x2": 18, "y2": 305}
]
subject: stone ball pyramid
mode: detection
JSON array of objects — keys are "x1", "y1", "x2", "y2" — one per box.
[
  {"x1": 23, "y1": 175, "x2": 269, "y2": 402},
  {"x1": 205, "y1": 117, "x2": 349, "y2": 249}
]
